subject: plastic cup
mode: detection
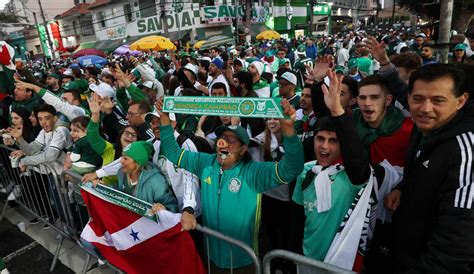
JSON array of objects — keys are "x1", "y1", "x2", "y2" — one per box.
[
  {"x1": 9, "y1": 156, "x2": 20, "y2": 168},
  {"x1": 17, "y1": 222, "x2": 25, "y2": 232}
]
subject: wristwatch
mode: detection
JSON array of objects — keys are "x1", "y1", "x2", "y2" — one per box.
[{"x1": 183, "y1": 207, "x2": 194, "y2": 215}]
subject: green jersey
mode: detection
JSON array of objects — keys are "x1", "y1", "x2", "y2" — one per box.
[
  {"x1": 160, "y1": 125, "x2": 304, "y2": 268},
  {"x1": 293, "y1": 57, "x2": 314, "y2": 89},
  {"x1": 293, "y1": 161, "x2": 365, "y2": 261}
]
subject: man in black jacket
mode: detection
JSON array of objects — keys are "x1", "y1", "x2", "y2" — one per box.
[{"x1": 386, "y1": 64, "x2": 474, "y2": 273}]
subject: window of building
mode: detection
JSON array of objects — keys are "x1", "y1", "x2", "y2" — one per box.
[
  {"x1": 35, "y1": 45, "x2": 41, "y2": 53},
  {"x1": 97, "y1": 11, "x2": 106, "y2": 28},
  {"x1": 139, "y1": 0, "x2": 157, "y2": 18},
  {"x1": 124, "y1": 4, "x2": 133, "y2": 22}
]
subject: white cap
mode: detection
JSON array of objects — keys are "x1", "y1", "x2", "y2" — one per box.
[
  {"x1": 148, "y1": 111, "x2": 176, "y2": 121},
  {"x1": 199, "y1": 56, "x2": 212, "y2": 63},
  {"x1": 139, "y1": 81, "x2": 156, "y2": 90},
  {"x1": 184, "y1": 63, "x2": 198, "y2": 77},
  {"x1": 89, "y1": 82, "x2": 115, "y2": 98},
  {"x1": 277, "y1": 71, "x2": 297, "y2": 86},
  {"x1": 63, "y1": 69, "x2": 73, "y2": 76}
]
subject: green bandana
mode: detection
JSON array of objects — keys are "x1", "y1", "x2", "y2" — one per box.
[{"x1": 353, "y1": 105, "x2": 405, "y2": 146}]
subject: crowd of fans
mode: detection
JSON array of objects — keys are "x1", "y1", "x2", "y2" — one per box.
[{"x1": 1, "y1": 28, "x2": 474, "y2": 273}]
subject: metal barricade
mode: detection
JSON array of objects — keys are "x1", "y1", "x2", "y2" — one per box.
[
  {"x1": 263, "y1": 249, "x2": 354, "y2": 274},
  {"x1": 60, "y1": 169, "x2": 124, "y2": 274},
  {"x1": 195, "y1": 224, "x2": 262, "y2": 274},
  {"x1": 0, "y1": 145, "x2": 76, "y2": 271}
]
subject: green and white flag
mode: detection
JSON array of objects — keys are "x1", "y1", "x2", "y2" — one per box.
[{"x1": 163, "y1": 96, "x2": 285, "y2": 118}]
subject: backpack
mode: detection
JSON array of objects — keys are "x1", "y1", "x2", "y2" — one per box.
[{"x1": 177, "y1": 134, "x2": 214, "y2": 154}]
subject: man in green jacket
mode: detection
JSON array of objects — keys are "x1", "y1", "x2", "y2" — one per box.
[{"x1": 157, "y1": 99, "x2": 304, "y2": 272}]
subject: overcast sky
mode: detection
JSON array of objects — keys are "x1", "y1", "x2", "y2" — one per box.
[{"x1": 0, "y1": 0, "x2": 8, "y2": 10}]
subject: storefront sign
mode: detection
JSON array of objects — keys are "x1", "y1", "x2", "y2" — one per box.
[
  {"x1": 136, "y1": 10, "x2": 195, "y2": 34},
  {"x1": 203, "y1": 5, "x2": 270, "y2": 24},
  {"x1": 163, "y1": 96, "x2": 284, "y2": 118}
]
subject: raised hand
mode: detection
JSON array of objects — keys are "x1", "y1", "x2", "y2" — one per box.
[
  {"x1": 321, "y1": 68, "x2": 345, "y2": 117},
  {"x1": 87, "y1": 93, "x2": 101, "y2": 115},
  {"x1": 14, "y1": 79, "x2": 41, "y2": 93},
  {"x1": 363, "y1": 36, "x2": 390, "y2": 65},
  {"x1": 312, "y1": 55, "x2": 334, "y2": 82},
  {"x1": 154, "y1": 97, "x2": 171, "y2": 126},
  {"x1": 81, "y1": 172, "x2": 98, "y2": 183},
  {"x1": 100, "y1": 96, "x2": 115, "y2": 114},
  {"x1": 279, "y1": 99, "x2": 296, "y2": 136}
]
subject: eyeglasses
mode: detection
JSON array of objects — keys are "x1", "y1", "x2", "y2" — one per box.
[
  {"x1": 126, "y1": 111, "x2": 141, "y2": 117},
  {"x1": 219, "y1": 134, "x2": 240, "y2": 144},
  {"x1": 123, "y1": 131, "x2": 138, "y2": 139}
]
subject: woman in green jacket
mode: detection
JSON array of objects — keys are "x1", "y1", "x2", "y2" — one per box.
[{"x1": 156, "y1": 99, "x2": 304, "y2": 272}]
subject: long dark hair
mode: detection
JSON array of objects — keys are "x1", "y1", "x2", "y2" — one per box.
[
  {"x1": 115, "y1": 125, "x2": 139, "y2": 158},
  {"x1": 11, "y1": 107, "x2": 37, "y2": 142}
]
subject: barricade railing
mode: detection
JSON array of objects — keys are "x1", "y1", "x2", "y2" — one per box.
[
  {"x1": 0, "y1": 144, "x2": 75, "y2": 271},
  {"x1": 195, "y1": 224, "x2": 262, "y2": 274},
  {"x1": 60, "y1": 169, "x2": 124, "y2": 274},
  {"x1": 263, "y1": 249, "x2": 355, "y2": 274},
  {"x1": 1, "y1": 143, "x2": 262, "y2": 274}
]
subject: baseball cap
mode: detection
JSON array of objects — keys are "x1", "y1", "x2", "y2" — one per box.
[
  {"x1": 47, "y1": 73, "x2": 60, "y2": 79},
  {"x1": 276, "y1": 71, "x2": 297, "y2": 86},
  {"x1": 335, "y1": 65, "x2": 345, "y2": 74},
  {"x1": 215, "y1": 125, "x2": 250, "y2": 145},
  {"x1": 183, "y1": 63, "x2": 198, "y2": 77},
  {"x1": 138, "y1": 81, "x2": 156, "y2": 90},
  {"x1": 147, "y1": 111, "x2": 176, "y2": 121},
  {"x1": 348, "y1": 59, "x2": 359, "y2": 69},
  {"x1": 211, "y1": 58, "x2": 224, "y2": 70},
  {"x1": 89, "y1": 82, "x2": 115, "y2": 98},
  {"x1": 453, "y1": 43, "x2": 467, "y2": 51}
]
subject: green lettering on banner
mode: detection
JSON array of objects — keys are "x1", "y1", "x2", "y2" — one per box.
[
  {"x1": 81, "y1": 182, "x2": 158, "y2": 223},
  {"x1": 203, "y1": 6, "x2": 217, "y2": 19},
  {"x1": 182, "y1": 11, "x2": 192, "y2": 27},
  {"x1": 147, "y1": 18, "x2": 156, "y2": 32},
  {"x1": 137, "y1": 20, "x2": 146, "y2": 33},
  {"x1": 163, "y1": 96, "x2": 284, "y2": 118},
  {"x1": 153, "y1": 17, "x2": 162, "y2": 30}
]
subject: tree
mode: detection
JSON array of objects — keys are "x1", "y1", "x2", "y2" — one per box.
[
  {"x1": 399, "y1": 0, "x2": 474, "y2": 34},
  {"x1": 0, "y1": 13, "x2": 20, "y2": 23}
]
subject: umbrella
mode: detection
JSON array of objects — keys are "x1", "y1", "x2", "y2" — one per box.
[
  {"x1": 76, "y1": 55, "x2": 107, "y2": 67},
  {"x1": 200, "y1": 36, "x2": 234, "y2": 50},
  {"x1": 194, "y1": 40, "x2": 206, "y2": 49},
  {"x1": 256, "y1": 30, "x2": 281, "y2": 40},
  {"x1": 114, "y1": 45, "x2": 142, "y2": 56},
  {"x1": 72, "y1": 48, "x2": 106, "y2": 58},
  {"x1": 129, "y1": 35, "x2": 176, "y2": 51}
]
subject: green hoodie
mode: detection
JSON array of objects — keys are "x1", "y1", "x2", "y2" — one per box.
[
  {"x1": 160, "y1": 125, "x2": 304, "y2": 268},
  {"x1": 116, "y1": 163, "x2": 178, "y2": 213}
]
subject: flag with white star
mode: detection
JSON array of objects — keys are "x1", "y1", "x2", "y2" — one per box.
[{"x1": 80, "y1": 189, "x2": 205, "y2": 274}]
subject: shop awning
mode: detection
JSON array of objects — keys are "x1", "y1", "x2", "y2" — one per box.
[{"x1": 72, "y1": 41, "x2": 96, "y2": 53}]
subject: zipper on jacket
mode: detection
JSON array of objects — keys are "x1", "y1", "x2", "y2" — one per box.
[{"x1": 216, "y1": 167, "x2": 225, "y2": 264}]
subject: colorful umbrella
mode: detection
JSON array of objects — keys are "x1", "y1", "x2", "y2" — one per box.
[
  {"x1": 72, "y1": 48, "x2": 106, "y2": 58},
  {"x1": 194, "y1": 40, "x2": 206, "y2": 49},
  {"x1": 76, "y1": 55, "x2": 107, "y2": 67},
  {"x1": 113, "y1": 45, "x2": 142, "y2": 56},
  {"x1": 199, "y1": 36, "x2": 234, "y2": 50},
  {"x1": 129, "y1": 35, "x2": 177, "y2": 51},
  {"x1": 256, "y1": 30, "x2": 281, "y2": 40}
]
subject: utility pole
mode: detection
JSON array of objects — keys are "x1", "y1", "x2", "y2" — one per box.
[
  {"x1": 309, "y1": 0, "x2": 315, "y2": 37},
  {"x1": 33, "y1": 12, "x2": 48, "y2": 67},
  {"x1": 38, "y1": 0, "x2": 54, "y2": 60},
  {"x1": 245, "y1": 0, "x2": 252, "y2": 44},
  {"x1": 161, "y1": 3, "x2": 169, "y2": 36},
  {"x1": 438, "y1": 0, "x2": 453, "y2": 63}
]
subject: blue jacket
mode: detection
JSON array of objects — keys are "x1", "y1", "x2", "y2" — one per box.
[{"x1": 306, "y1": 44, "x2": 318, "y2": 59}]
